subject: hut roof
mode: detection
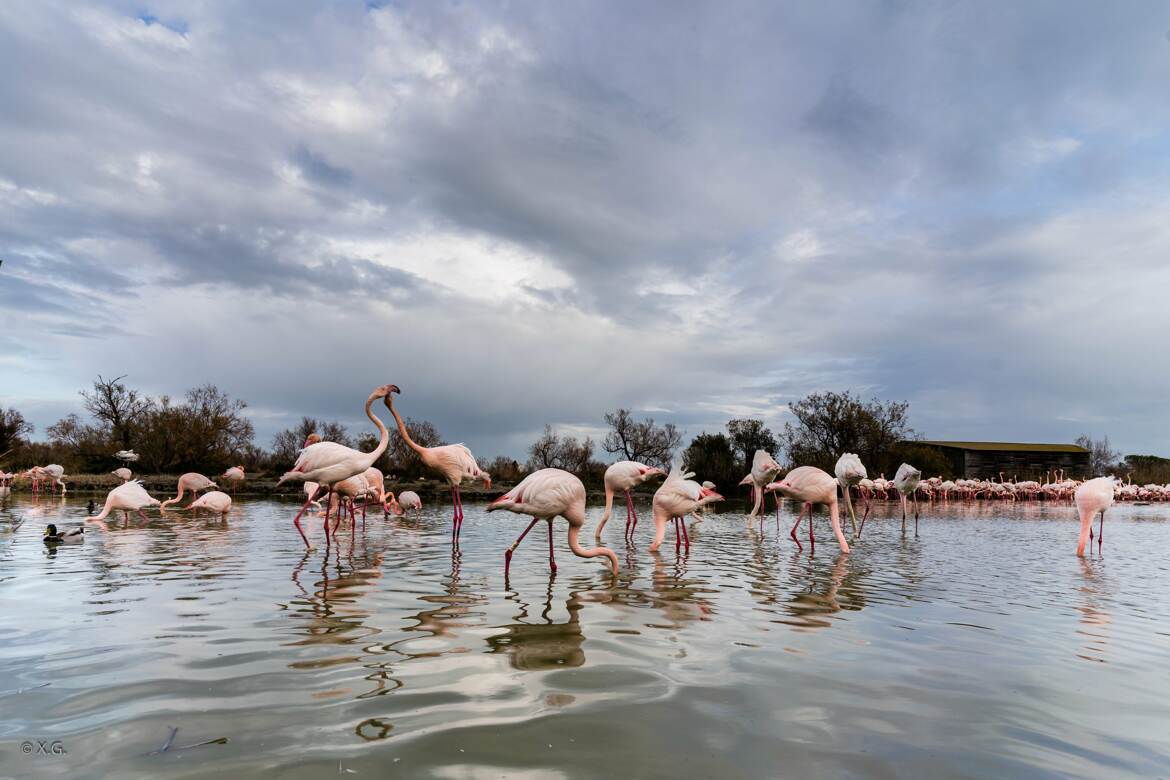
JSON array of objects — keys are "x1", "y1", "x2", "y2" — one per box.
[{"x1": 917, "y1": 440, "x2": 1088, "y2": 453}]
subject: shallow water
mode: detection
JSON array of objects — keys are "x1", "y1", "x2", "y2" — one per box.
[{"x1": 2, "y1": 494, "x2": 1169, "y2": 779}]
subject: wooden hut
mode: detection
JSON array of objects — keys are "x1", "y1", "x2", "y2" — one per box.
[{"x1": 913, "y1": 441, "x2": 1090, "y2": 480}]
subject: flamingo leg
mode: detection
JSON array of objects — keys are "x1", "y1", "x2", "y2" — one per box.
[
  {"x1": 681, "y1": 516, "x2": 690, "y2": 550},
  {"x1": 913, "y1": 494, "x2": 920, "y2": 536},
  {"x1": 505, "y1": 517, "x2": 540, "y2": 577},
  {"x1": 138, "y1": 509, "x2": 149, "y2": 522},
  {"x1": 858, "y1": 493, "x2": 871, "y2": 537},
  {"x1": 292, "y1": 486, "x2": 323, "y2": 548},
  {"x1": 627, "y1": 489, "x2": 637, "y2": 541},
  {"x1": 547, "y1": 519, "x2": 557, "y2": 573},
  {"x1": 789, "y1": 504, "x2": 805, "y2": 551},
  {"x1": 1097, "y1": 511, "x2": 1105, "y2": 554},
  {"x1": 807, "y1": 502, "x2": 815, "y2": 550},
  {"x1": 900, "y1": 495, "x2": 908, "y2": 532},
  {"x1": 450, "y1": 486, "x2": 460, "y2": 545}
]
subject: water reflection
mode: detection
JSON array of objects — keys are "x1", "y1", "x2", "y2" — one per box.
[
  {"x1": 1075, "y1": 558, "x2": 1112, "y2": 664},
  {"x1": 488, "y1": 576, "x2": 587, "y2": 669}
]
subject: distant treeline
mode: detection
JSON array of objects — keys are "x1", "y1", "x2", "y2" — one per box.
[{"x1": 1, "y1": 378, "x2": 1151, "y2": 491}]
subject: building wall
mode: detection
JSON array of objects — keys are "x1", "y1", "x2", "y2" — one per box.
[{"x1": 960, "y1": 450, "x2": 1090, "y2": 480}]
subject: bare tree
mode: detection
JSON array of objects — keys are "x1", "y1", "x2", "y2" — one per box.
[
  {"x1": 527, "y1": 425, "x2": 595, "y2": 473},
  {"x1": 0, "y1": 407, "x2": 33, "y2": 456},
  {"x1": 782, "y1": 391, "x2": 916, "y2": 475},
  {"x1": 272, "y1": 417, "x2": 353, "y2": 465},
  {"x1": 602, "y1": 409, "x2": 681, "y2": 469},
  {"x1": 81, "y1": 374, "x2": 151, "y2": 449},
  {"x1": 387, "y1": 417, "x2": 443, "y2": 478},
  {"x1": 1075, "y1": 434, "x2": 1120, "y2": 476}
]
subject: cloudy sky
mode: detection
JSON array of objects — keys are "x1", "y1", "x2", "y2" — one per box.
[{"x1": 2, "y1": 1, "x2": 1169, "y2": 461}]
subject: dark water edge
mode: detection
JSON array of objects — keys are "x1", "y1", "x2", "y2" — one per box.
[{"x1": 2, "y1": 496, "x2": 1169, "y2": 779}]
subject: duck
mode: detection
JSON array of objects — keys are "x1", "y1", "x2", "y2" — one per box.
[{"x1": 44, "y1": 523, "x2": 84, "y2": 543}]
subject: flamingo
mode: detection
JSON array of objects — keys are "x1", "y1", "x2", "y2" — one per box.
[
  {"x1": 111, "y1": 467, "x2": 133, "y2": 483},
  {"x1": 86, "y1": 480, "x2": 161, "y2": 522},
  {"x1": 304, "y1": 481, "x2": 324, "y2": 510},
  {"x1": 277, "y1": 384, "x2": 396, "y2": 548},
  {"x1": 1076, "y1": 477, "x2": 1116, "y2": 557},
  {"x1": 764, "y1": 466, "x2": 851, "y2": 554},
  {"x1": 395, "y1": 490, "x2": 422, "y2": 513},
  {"x1": 160, "y1": 473, "x2": 218, "y2": 509},
  {"x1": 650, "y1": 464, "x2": 724, "y2": 553},
  {"x1": 41, "y1": 464, "x2": 67, "y2": 494},
  {"x1": 594, "y1": 461, "x2": 667, "y2": 543},
  {"x1": 739, "y1": 450, "x2": 782, "y2": 518},
  {"x1": 893, "y1": 463, "x2": 922, "y2": 534},
  {"x1": 184, "y1": 490, "x2": 232, "y2": 520},
  {"x1": 114, "y1": 449, "x2": 139, "y2": 463},
  {"x1": 487, "y1": 468, "x2": 619, "y2": 577},
  {"x1": 835, "y1": 453, "x2": 869, "y2": 538},
  {"x1": 221, "y1": 466, "x2": 246, "y2": 494},
  {"x1": 383, "y1": 389, "x2": 490, "y2": 545}
]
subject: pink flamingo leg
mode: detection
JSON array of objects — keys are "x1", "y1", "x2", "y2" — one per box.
[
  {"x1": 623, "y1": 490, "x2": 633, "y2": 542},
  {"x1": 857, "y1": 493, "x2": 872, "y2": 538},
  {"x1": 681, "y1": 517, "x2": 690, "y2": 550},
  {"x1": 1097, "y1": 512, "x2": 1105, "y2": 554},
  {"x1": 292, "y1": 486, "x2": 323, "y2": 547},
  {"x1": 505, "y1": 517, "x2": 540, "y2": 577},
  {"x1": 806, "y1": 502, "x2": 815, "y2": 550},
  {"x1": 138, "y1": 509, "x2": 149, "y2": 522},
  {"x1": 789, "y1": 504, "x2": 805, "y2": 551},
  {"x1": 547, "y1": 519, "x2": 557, "y2": 573},
  {"x1": 626, "y1": 489, "x2": 637, "y2": 541},
  {"x1": 913, "y1": 494, "x2": 920, "y2": 536},
  {"x1": 450, "y1": 486, "x2": 460, "y2": 545}
]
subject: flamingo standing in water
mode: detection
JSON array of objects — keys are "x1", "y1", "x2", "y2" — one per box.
[
  {"x1": 650, "y1": 464, "x2": 724, "y2": 553},
  {"x1": 893, "y1": 463, "x2": 922, "y2": 534},
  {"x1": 184, "y1": 490, "x2": 232, "y2": 520},
  {"x1": 835, "y1": 453, "x2": 869, "y2": 538},
  {"x1": 1076, "y1": 477, "x2": 1116, "y2": 557},
  {"x1": 487, "y1": 468, "x2": 618, "y2": 578},
  {"x1": 765, "y1": 466, "x2": 851, "y2": 554},
  {"x1": 221, "y1": 466, "x2": 246, "y2": 494},
  {"x1": 594, "y1": 461, "x2": 666, "y2": 543},
  {"x1": 383, "y1": 389, "x2": 490, "y2": 545},
  {"x1": 112, "y1": 467, "x2": 133, "y2": 483},
  {"x1": 86, "y1": 480, "x2": 161, "y2": 522},
  {"x1": 277, "y1": 384, "x2": 396, "y2": 548},
  {"x1": 740, "y1": 450, "x2": 782, "y2": 518},
  {"x1": 160, "y1": 473, "x2": 217, "y2": 509},
  {"x1": 41, "y1": 464, "x2": 67, "y2": 494}
]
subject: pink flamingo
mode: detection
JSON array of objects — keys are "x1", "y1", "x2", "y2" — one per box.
[
  {"x1": 1076, "y1": 477, "x2": 1116, "y2": 557},
  {"x1": 277, "y1": 384, "x2": 396, "y2": 548},
  {"x1": 392, "y1": 490, "x2": 422, "y2": 514},
  {"x1": 86, "y1": 480, "x2": 161, "y2": 522},
  {"x1": 740, "y1": 450, "x2": 782, "y2": 518},
  {"x1": 111, "y1": 467, "x2": 132, "y2": 483},
  {"x1": 893, "y1": 463, "x2": 922, "y2": 534},
  {"x1": 650, "y1": 464, "x2": 724, "y2": 552},
  {"x1": 383, "y1": 389, "x2": 490, "y2": 545},
  {"x1": 594, "y1": 460, "x2": 666, "y2": 543},
  {"x1": 184, "y1": 490, "x2": 232, "y2": 520},
  {"x1": 835, "y1": 453, "x2": 869, "y2": 537},
  {"x1": 221, "y1": 466, "x2": 246, "y2": 494},
  {"x1": 487, "y1": 468, "x2": 619, "y2": 578},
  {"x1": 160, "y1": 473, "x2": 217, "y2": 509},
  {"x1": 765, "y1": 466, "x2": 851, "y2": 554}
]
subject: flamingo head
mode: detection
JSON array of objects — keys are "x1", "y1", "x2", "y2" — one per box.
[
  {"x1": 738, "y1": 473, "x2": 753, "y2": 487},
  {"x1": 304, "y1": 433, "x2": 322, "y2": 448},
  {"x1": 481, "y1": 473, "x2": 492, "y2": 489},
  {"x1": 699, "y1": 486, "x2": 724, "y2": 502}
]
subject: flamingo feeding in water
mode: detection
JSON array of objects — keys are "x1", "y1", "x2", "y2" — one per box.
[
  {"x1": 86, "y1": 480, "x2": 161, "y2": 522},
  {"x1": 277, "y1": 384, "x2": 396, "y2": 548},
  {"x1": 594, "y1": 461, "x2": 666, "y2": 543},
  {"x1": 184, "y1": 490, "x2": 232, "y2": 520},
  {"x1": 393, "y1": 490, "x2": 422, "y2": 514},
  {"x1": 383, "y1": 389, "x2": 490, "y2": 546},
  {"x1": 111, "y1": 467, "x2": 132, "y2": 483},
  {"x1": 160, "y1": 473, "x2": 218, "y2": 509},
  {"x1": 765, "y1": 466, "x2": 851, "y2": 554},
  {"x1": 1076, "y1": 477, "x2": 1116, "y2": 557},
  {"x1": 835, "y1": 453, "x2": 869, "y2": 538},
  {"x1": 893, "y1": 463, "x2": 922, "y2": 534},
  {"x1": 650, "y1": 464, "x2": 724, "y2": 553},
  {"x1": 487, "y1": 468, "x2": 619, "y2": 578},
  {"x1": 740, "y1": 450, "x2": 782, "y2": 518}
]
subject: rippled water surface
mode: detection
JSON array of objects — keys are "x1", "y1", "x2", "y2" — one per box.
[{"x1": 2, "y1": 494, "x2": 1169, "y2": 779}]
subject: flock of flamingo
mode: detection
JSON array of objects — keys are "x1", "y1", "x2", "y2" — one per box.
[{"x1": 7, "y1": 384, "x2": 1123, "y2": 565}]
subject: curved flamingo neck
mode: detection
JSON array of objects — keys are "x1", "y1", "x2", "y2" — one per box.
[
  {"x1": 86, "y1": 494, "x2": 115, "y2": 521},
  {"x1": 384, "y1": 396, "x2": 426, "y2": 455},
  {"x1": 568, "y1": 526, "x2": 618, "y2": 573},
  {"x1": 364, "y1": 391, "x2": 391, "y2": 465}
]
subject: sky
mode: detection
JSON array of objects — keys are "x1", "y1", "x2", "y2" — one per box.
[{"x1": 2, "y1": 1, "x2": 1170, "y2": 461}]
